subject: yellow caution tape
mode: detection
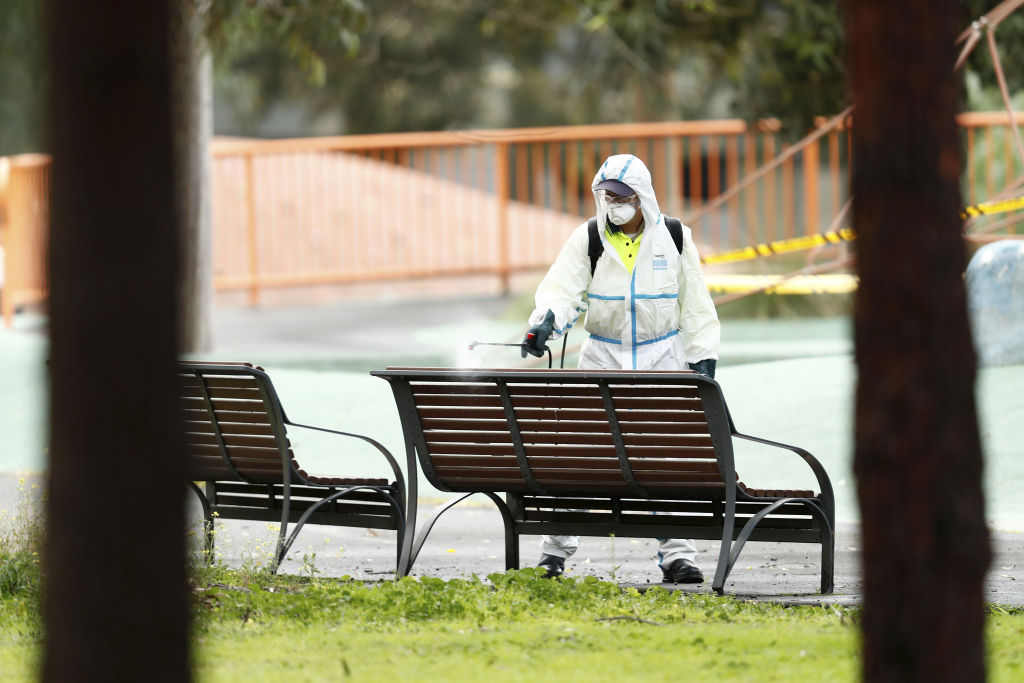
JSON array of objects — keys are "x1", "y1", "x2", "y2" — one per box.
[
  {"x1": 701, "y1": 228, "x2": 857, "y2": 265},
  {"x1": 698, "y1": 195, "x2": 1020, "y2": 268},
  {"x1": 705, "y1": 274, "x2": 859, "y2": 295},
  {"x1": 961, "y1": 195, "x2": 1024, "y2": 219}
]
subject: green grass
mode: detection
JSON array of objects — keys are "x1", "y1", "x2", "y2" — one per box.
[{"x1": 4, "y1": 566, "x2": 1024, "y2": 681}]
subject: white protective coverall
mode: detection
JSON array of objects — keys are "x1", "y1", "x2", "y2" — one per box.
[{"x1": 526, "y1": 153, "x2": 721, "y2": 570}]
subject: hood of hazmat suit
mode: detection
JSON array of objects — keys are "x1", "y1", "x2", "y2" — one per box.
[{"x1": 527, "y1": 154, "x2": 720, "y2": 370}]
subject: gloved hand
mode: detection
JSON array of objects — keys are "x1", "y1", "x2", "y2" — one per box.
[
  {"x1": 521, "y1": 310, "x2": 556, "y2": 358},
  {"x1": 688, "y1": 359, "x2": 717, "y2": 379}
]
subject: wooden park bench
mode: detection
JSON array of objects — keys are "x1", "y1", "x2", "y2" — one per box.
[
  {"x1": 180, "y1": 361, "x2": 409, "y2": 574},
  {"x1": 372, "y1": 368, "x2": 834, "y2": 594}
]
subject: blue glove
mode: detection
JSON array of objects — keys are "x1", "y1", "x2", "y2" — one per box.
[
  {"x1": 521, "y1": 310, "x2": 555, "y2": 358},
  {"x1": 688, "y1": 359, "x2": 716, "y2": 379}
]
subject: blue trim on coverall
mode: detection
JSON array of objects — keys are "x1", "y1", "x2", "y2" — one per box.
[
  {"x1": 636, "y1": 329, "x2": 680, "y2": 346},
  {"x1": 617, "y1": 156, "x2": 634, "y2": 180},
  {"x1": 634, "y1": 293, "x2": 678, "y2": 300},
  {"x1": 630, "y1": 269, "x2": 638, "y2": 369},
  {"x1": 588, "y1": 333, "x2": 621, "y2": 345}
]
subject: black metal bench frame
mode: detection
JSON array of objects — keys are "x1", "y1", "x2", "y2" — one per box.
[
  {"x1": 373, "y1": 368, "x2": 834, "y2": 594},
  {"x1": 181, "y1": 362, "x2": 409, "y2": 575}
]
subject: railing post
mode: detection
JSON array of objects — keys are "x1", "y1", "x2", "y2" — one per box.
[
  {"x1": 804, "y1": 138, "x2": 820, "y2": 235},
  {"x1": 667, "y1": 137, "x2": 682, "y2": 217},
  {"x1": 243, "y1": 152, "x2": 260, "y2": 305},
  {"x1": 495, "y1": 143, "x2": 510, "y2": 295}
]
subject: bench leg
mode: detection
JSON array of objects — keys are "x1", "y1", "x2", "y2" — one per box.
[
  {"x1": 397, "y1": 493, "x2": 416, "y2": 577},
  {"x1": 819, "y1": 510, "x2": 836, "y2": 594},
  {"x1": 821, "y1": 535, "x2": 835, "y2": 594},
  {"x1": 718, "y1": 498, "x2": 835, "y2": 595},
  {"x1": 406, "y1": 493, "x2": 474, "y2": 572},
  {"x1": 404, "y1": 493, "x2": 517, "y2": 574},
  {"x1": 481, "y1": 492, "x2": 518, "y2": 571},
  {"x1": 273, "y1": 486, "x2": 403, "y2": 575},
  {"x1": 712, "y1": 499, "x2": 737, "y2": 593}
]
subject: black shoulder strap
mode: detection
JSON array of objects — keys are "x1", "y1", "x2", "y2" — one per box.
[
  {"x1": 665, "y1": 217, "x2": 684, "y2": 255},
  {"x1": 587, "y1": 217, "x2": 603, "y2": 277},
  {"x1": 588, "y1": 216, "x2": 683, "y2": 277}
]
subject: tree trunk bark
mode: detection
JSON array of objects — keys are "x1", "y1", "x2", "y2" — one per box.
[
  {"x1": 171, "y1": 0, "x2": 214, "y2": 354},
  {"x1": 847, "y1": 2, "x2": 990, "y2": 682},
  {"x1": 43, "y1": 1, "x2": 189, "y2": 681}
]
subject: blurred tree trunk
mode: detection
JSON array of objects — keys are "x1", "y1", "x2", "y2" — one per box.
[
  {"x1": 847, "y1": 2, "x2": 990, "y2": 682},
  {"x1": 43, "y1": 1, "x2": 189, "y2": 681},
  {"x1": 171, "y1": 0, "x2": 214, "y2": 354}
]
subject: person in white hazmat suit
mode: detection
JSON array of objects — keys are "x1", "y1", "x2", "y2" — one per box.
[{"x1": 520, "y1": 154, "x2": 720, "y2": 584}]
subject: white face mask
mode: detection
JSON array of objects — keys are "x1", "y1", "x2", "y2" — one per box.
[{"x1": 607, "y1": 202, "x2": 637, "y2": 226}]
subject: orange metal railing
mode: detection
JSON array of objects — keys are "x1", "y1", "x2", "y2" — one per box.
[
  {"x1": 208, "y1": 117, "x2": 845, "y2": 302},
  {"x1": 962, "y1": 110, "x2": 1024, "y2": 207},
  {"x1": 2, "y1": 112, "x2": 1022, "y2": 325},
  {"x1": 1, "y1": 154, "x2": 50, "y2": 328}
]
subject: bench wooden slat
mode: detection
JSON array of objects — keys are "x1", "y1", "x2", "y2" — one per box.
[
  {"x1": 517, "y1": 394, "x2": 702, "y2": 410},
  {"x1": 415, "y1": 406, "x2": 709, "y2": 424},
  {"x1": 415, "y1": 417, "x2": 712, "y2": 432},
  {"x1": 410, "y1": 381, "x2": 703, "y2": 401},
  {"x1": 179, "y1": 375, "x2": 262, "y2": 391},
  {"x1": 422, "y1": 430, "x2": 713, "y2": 448},
  {"x1": 522, "y1": 384, "x2": 702, "y2": 399},
  {"x1": 409, "y1": 394, "x2": 504, "y2": 408},
  {"x1": 416, "y1": 394, "x2": 700, "y2": 410},
  {"x1": 184, "y1": 432, "x2": 281, "y2": 449},
  {"x1": 524, "y1": 511, "x2": 815, "y2": 532},
  {"x1": 214, "y1": 494, "x2": 393, "y2": 514},
  {"x1": 525, "y1": 500, "x2": 815, "y2": 519},
  {"x1": 423, "y1": 430, "x2": 603, "y2": 445},
  {"x1": 184, "y1": 420, "x2": 275, "y2": 437},
  {"x1": 180, "y1": 385, "x2": 264, "y2": 400},
  {"x1": 436, "y1": 479, "x2": 722, "y2": 494},
  {"x1": 419, "y1": 409, "x2": 708, "y2": 423},
  {"x1": 182, "y1": 408, "x2": 275, "y2": 425},
  {"x1": 425, "y1": 441, "x2": 716, "y2": 459},
  {"x1": 210, "y1": 482, "x2": 396, "y2": 499},
  {"x1": 409, "y1": 382, "x2": 501, "y2": 395},
  {"x1": 185, "y1": 443, "x2": 288, "y2": 461},
  {"x1": 528, "y1": 470, "x2": 722, "y2": 484},
  {"x1": 413, "y1": 382, "x2": 695, "y2": 398},
  {"x1": 182, "y1": 396, "x2": 270, "y2": 413},
  {"x1": 522, "y1": 498, "x2": 722, "y2": 515},
  {"x1": 433, "y1": 466, "x2": 725, "y2": 484},
  {"x1": 426, "y1": 443, "x2": 516, "y2": 456},
  {"x1": 420, "y1": 417, "x2": 712, "y2": 434},
  {"x1": 429, "y1": 455, "x2": 722, "y2": 470}
]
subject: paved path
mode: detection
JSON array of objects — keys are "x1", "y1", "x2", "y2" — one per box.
[
  {"x1": 9, "y1": 474, "x2": 1023, "y2": 606},
  {"x1": 188, "y1": 494, "x2": 1024, "y2": 607},
  {"x1": 3, "y1": 294, "x2": 1022, "y2": 605}
]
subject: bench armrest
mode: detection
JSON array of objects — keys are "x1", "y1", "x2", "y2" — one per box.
[
  {"x1": 284, "y1": 420, "x2": 407, "y2": 500},
  {"x1": 732, "y1": 431, "x2": 835, "y2": 522}
]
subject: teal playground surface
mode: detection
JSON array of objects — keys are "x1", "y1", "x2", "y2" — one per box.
[{"x1": 2, "y1": 301, "x2": 1021, "y2": 528}]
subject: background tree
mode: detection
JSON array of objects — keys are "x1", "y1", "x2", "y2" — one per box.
[
  {"x1": 847, "y1": 1, "x2": 991, "y2": 681},
  {"x1": 173, "y1": 0, "x2": 215, "y2": 353},
  {"x1": 0, "y1": 0, "x2": 44, "y2": 156},
  {"x1": 734, "y1": 0, "x2": 847, "y2": 136},
  {"x1": 44, "y1": 1, "x2": 188, "y2": 680},
  {"x1": 963, "y1": 0, "x2": 1024, "y2": 94}
]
